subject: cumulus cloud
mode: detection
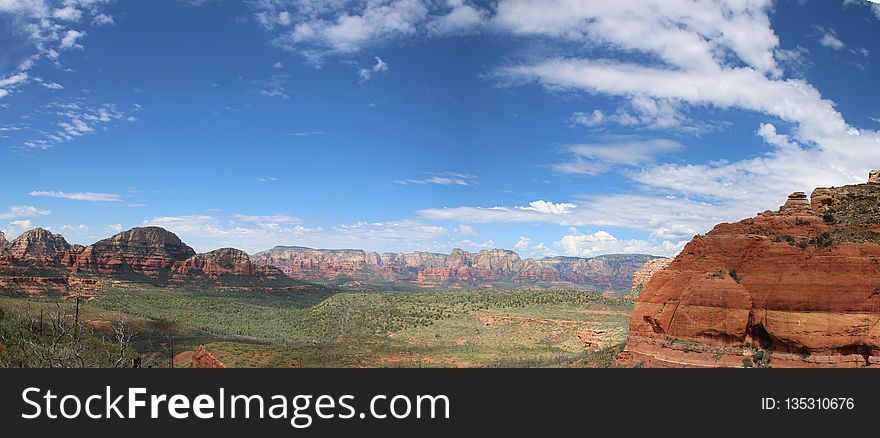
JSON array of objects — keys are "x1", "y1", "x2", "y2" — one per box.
[
  {"x1": 4, "y1": 220, "x2": 34, "y2": 239},
  {"x1": 29, "y1": 190, "x2": 122, "y2": 202},
  {"x1": 555, "y1": 228, "x2": 685, "y2": 258},
  {"x1": 414, "y1": 0, "x2": 880, "y2": 253}
]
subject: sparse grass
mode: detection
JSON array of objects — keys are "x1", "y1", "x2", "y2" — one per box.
[{"x1": 85, "y1": 286, "x2": 632, "y2": 367}]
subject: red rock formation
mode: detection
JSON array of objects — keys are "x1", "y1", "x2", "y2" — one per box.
[
  {"x1": 252, "y1": 246, "x2": 653, "y2": 290},
  {"x1": 624, "y1": 173, "x2": 880, "y2": 368},
  {"x1": 632, "y1": 258, "x2": 673, "y2": 289},
  {"x1": 192, "y1": 346, "x2": 225, "y2": 368},
  {"x1": 170, "y1": 248, "x2": 298, "y2": 287},
  {"x1": 7, "y1": 228, "x2": 71, "y2": 261},
  {"x1": 66, "y1": 226, "x2": 196, "y2": 281}
]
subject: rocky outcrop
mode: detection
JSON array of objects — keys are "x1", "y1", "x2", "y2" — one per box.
[
  {"x1": 252, "y1": 246, "x2": 656, "y2": 291},
  {"x1": 0, "y1": 226, "x2": 301, "y2": 294},
  {"x1": 0, "y1": 231, "x2": 7, "y2": 255},
  {"x1": 7, "y1": 228, "x2": 71, "y2": 260},
  {"x1": 632, "y1": 258, "x2": 673, "y2": 289},
  {"x1": 173, "y1": 346, "x2": 225, "y2": 368},
  {"x1": 623, "y1": 172, "x2": 880, "y2": 368},
  {"x1": 65, "y1": 227, "x2": 196, "y2": 282},
  {"x1": 170, "y1": 248, "x2": 300, "y2": 288}
]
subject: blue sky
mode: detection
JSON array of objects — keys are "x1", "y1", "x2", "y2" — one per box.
[{"x1": 2, "y1": 0, "x2": 880, "y2": 257}]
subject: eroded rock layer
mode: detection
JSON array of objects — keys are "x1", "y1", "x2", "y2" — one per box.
[
  {"x1": 624, "y1": 174, "x2": 880, "y2": 368},
  {"x1": 0, "y1": 226, "x2": 302, "y2": 294},
  {"x1": 252, "y1": 246, "x2": 655, "y2": 290}
]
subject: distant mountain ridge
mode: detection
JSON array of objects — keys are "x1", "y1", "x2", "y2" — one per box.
[
  {"x1": 0, "y1": 227, "x2": 309, "y2": 295},
  {"x1": 0, "y1": 226, "x2": 660, "y2": 295},
  {"x1": 252, "y1": 245, "x2": 658, "y2": 291}
]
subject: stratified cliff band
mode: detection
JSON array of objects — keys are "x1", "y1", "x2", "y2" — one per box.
[{"x1": 622, "y1": 172, "x2": 880, "y2": 368}]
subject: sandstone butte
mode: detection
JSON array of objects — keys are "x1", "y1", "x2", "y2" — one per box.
[
  {"x1": 251, "y1": 246, "x2": 656, "y2": 291},
  {"x1": 622, "y1": 172, "x2": 880, "y2": 368},
  {"x1": 0, "y1": 226, "x2": 302, "y2": 295}
]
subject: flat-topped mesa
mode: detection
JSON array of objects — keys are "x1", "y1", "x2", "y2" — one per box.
[{"x1": 623, "y1": 173, "x2": 880, "y2": 368}]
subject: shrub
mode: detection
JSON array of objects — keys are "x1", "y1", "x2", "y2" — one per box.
[{"x1": 823, "y1": 211, "x2": 836, "y2": 225}]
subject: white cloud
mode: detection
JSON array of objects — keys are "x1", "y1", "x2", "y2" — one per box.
[
  {"x1": 428, "y1": 0, "x2": 486, "y2": 35},
  {"x1": 144, "y1": 214, "x2": 450, "y2": 254},
  {"x1": 815, "y1": 26, "x2": 845, "y2": 51},
  {"x1": 92, "y1": 13, "x2": 114, "y2": 26},
  {"x1": 358, "y1": 56, "x2": 388, "y2": 81},
  {"x1": 29, "y1": 190, "x2": 122, "y2": 202},
  {"x1": 0, "y1": 205, "x2": 51, "y2": 219},
  {"x1": 59, "y1": 29, "x2": 85, "y2": 49},
  {"x1": 4, "y1": 220, "x2": 34, "y2": 239},
  {"x1": 480, "y1": 0, "x2": 880, "y2": 244},
  {"x1": 251, "y1": 0, "x2": 486, "y2": 62},
  {"x1": 105, "y1": 223, "x2": 123, "y2": 233},
  {"x1": 552, "y1": 139, "x2": 683, "y2": 175},
  {"x1": 0, "y1": 72, "x2": 29, "y2": 99},
  {"x1": 52, "y1": 6, "x2": 82, "y2": 21},
  {"x1": 256, "y1": 75, "x2": 290, "y2": 99},
  {"x1": 555, "y1": 228, "x2": 684, "y2": 258},
  {"x1": 18, "y1": 102, "x2": 135, "y2": 149},
  {"x1": 516, "y1": 200, "x2": 575, "y2": 215}
]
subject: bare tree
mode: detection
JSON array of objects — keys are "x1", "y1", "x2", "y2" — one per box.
[{"x1": 112, "y1": 317, "x2": 134, "y2": 368}]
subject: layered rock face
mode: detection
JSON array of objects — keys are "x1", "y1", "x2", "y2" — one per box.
[
  {"x1": 632, "y1": 258, "x2": 673, "y2": 289},
  {"x1": 7, "y1": 228, "x2": 71, "y2": 260},
  {"x1": 0, "y1": 226, "x2": 300, "y2": 294},
  {"x1": 624, "y1": 174, "x2": 880, "y2": 368},
  {"x1": 252, "y1": 246, "x2": 654, "y2": 290},
  {"x1": 170, "y1": 248, "x2": 300, "y2": 287},
  {"x1": 66, "y1": 227, "x2": 196, "y2": 281}
]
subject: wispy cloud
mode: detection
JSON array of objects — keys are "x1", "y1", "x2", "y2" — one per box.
[
  {"x1": 256, "y1": 75, "x2": 290, "y2": 99},
  {"x1": 29, "y1": 191, "x2": 122, "y2": 202},
  {"x1": 394, "y1": 172, "x2": 478, "y2": 187},
  {"x1": 14, "y1": 101, "x2": 139, "y2": 149},
  {"x1": 0, "y1": 205, "x2": 51, "y2": 220},
  {"x1": 289, "y1": 131, "x2": 324, "y2": 137},
  {"x1": 358, "y1": 56, "x2": 388, "y2": 81},
  {"x1": 552, "y1": 139, "x2": 683, "y2": 176},
  {"x1": 246, "y1": 0, "x2": 488, "y2": 63}
]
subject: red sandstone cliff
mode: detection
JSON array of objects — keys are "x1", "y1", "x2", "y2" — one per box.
[
  {"x1": 624, "y1": 173, "x2": 880, "y2": 368},
  {"x1": 65, "y1": 226, "x2": 196, "y2": 281},
  {"x1": 0, "y1": 227, "x2": 300, "y2": 294},
  {"x1": 252, "y1": 246, "x2": 655, "y2": 291},
  {"x1": 631, "y1": 258, "x2": 673, "y2": 289},
  {"x1": 170, "y1": 248, "x2": 301, "y2": 288}
]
